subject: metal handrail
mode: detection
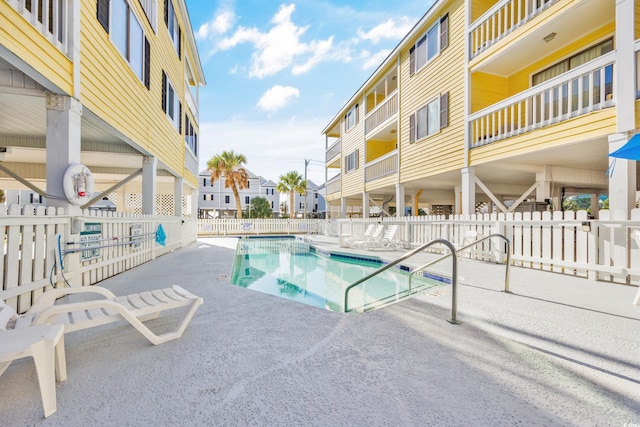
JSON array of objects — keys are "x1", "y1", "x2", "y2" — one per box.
[
  {"x1": 409, "y1": 234, "x2": 511, "y2": 293},
  {"x1": 343, "y1": 239, "x2": 461, "y2": 324}
]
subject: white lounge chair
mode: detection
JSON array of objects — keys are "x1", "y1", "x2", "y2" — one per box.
[
  {"x1": 2, "y1": 285, "x2": 203, "y2": 346},
  {"x1": 349, "y1": 224, "x2": 384, "y2": 248},
  {"x1": 362, "y1": 225, "x2": 399, "y2": 249},
  {"x1": 345, "y1": 224, "x2": 375, "y2": 246}
]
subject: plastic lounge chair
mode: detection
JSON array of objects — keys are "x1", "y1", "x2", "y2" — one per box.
[
  {"x1": 345, "y1": 224, "x2": 375, "y2": 245},
  {"x1": 0, "y1": 322, "x2": 67, "y2": 418},
  {"x1": 455, "y1": 230, "x2": 479, "y2": 259},
  {"x1": 363, "y1": 225, "x2": 399, "y2": 250},
  {"x1": 350, "y1": 224, "x2": 384, "y2": 248},
  {"x1": 3, "y1": 285, "x2": 203, "y2": 346}
]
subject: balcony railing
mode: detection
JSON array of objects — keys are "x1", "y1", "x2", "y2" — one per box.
[
  {"x1": 185, "y1": 149, "x2": 198, "y2": 178},
  {"x1": 326, "y1": 175, "x2": 341, "y2": 195},
  {"x1": 469, "y1": 0, "x2": 558, "y2": 59},
  {"x1": 185, "y1": 85, "x2": 198, "y2": 120},
  {"x1": 469, "y1": 53, "x2": 614, "y2": 149},
  {"x1": 365, "y1": 90, "x2": 398, "y2": 134},
  {"x1": 326, "y1": 140, "x2": 341, "y2": 162},
  {"x1": 8, "y1": 0, "x2": 72, "y2": 57},
  {"x1": 365, "y1": 151, "x2": 398, "y2": 182}
]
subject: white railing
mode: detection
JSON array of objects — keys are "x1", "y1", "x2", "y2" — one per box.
[
  {"x1": 198, "y1": 219, "x2": 319, "y2": 236},
  {"x1": 185, "y1": 149, "x2": 198, "y2": 178},
  {"x1": 7, "y1": 0, "x2": 72, "y2": 57},
  {"x1": 0, "y1": 205, "x2": 196, "y2": 313},
  {"x1": 326, "y1": 140, "x2": 341, "y2": 162},
  {"x1": 185, "y1": 84, "x2": 198, "y2": 120},
  {"x1": 326, "y1": 175, "x2": 341, "y2": 195},
  {"x1": 365, "y1": 90, "x2": 398, "y2": 134},
  {"x1": 469, "y1": 53, "x2": 614, "y2": 148},
  {"x1": 365, "y1": 151, "x2": 398, "y2": 182},
  {"x1": 469, "y1": 0, "x2": 558, "y2": 58}
]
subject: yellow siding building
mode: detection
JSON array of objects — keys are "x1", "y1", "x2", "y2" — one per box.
[
  {"x1": 0, "y1": 0, "x2": 205, "y2": 215},
  {"x1": 323, "y1": 0, "x2": 639, "y2": 219}
]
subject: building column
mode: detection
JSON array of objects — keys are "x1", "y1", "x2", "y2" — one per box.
[
  {"x1": 174, "y1": 177, "x2": 183, "y2": 217},
  {"x1": 45, "y1": 95, "x2": 83, "y2": 214},
  {"x1": 461, "y1": 167, "x2": 475, "y2": 216},
  {"x1": 536, "y1": 165, "x2": 552, "y2": 203},
  {"x1": 395, "y1": 183, "x2": 405, "y2": 217},
  {"x1": 608, "y1": 134, "x2": 636, "y2": 219},
  {"x1": 454, "y1": 185, "x2": 461, "y2": 214},
  {"x1": 362, "y1": 192, "x2": 369, "y2": 218},
  {"x1": 191, "y1": 187, "x2": 198, "y2": 218},
  {"x1": 590, "y1": 193, "x2": 599, "y2": 219},
  {"x1": 142, "y1": 156, "x2": 157, "y2": 215},
  {"x1": 340, "y1": 197, "x2": 346, "y2": 218}
]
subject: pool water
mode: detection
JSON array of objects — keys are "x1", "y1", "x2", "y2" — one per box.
[{"x1": 229, "y1": 238, "x2": 446, "y2": 312}]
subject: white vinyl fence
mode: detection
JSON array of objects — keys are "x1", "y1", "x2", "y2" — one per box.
[
  {"x1": 198, "y1": 218, "x2": 319, "y2": 236},
  {"x1": 1, "y1": 204, "x2": 196, "y2": 313}
]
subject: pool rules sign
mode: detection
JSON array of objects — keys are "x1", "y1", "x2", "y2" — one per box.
[{"x1": 80, "y1": 222, "x2": 102, "y2": 261}]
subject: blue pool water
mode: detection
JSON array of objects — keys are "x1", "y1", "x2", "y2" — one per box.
[{"x1": 229, "y1": 237, "x2": 446, "y2": 312}]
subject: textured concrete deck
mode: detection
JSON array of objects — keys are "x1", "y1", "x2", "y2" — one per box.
[{"x1": 1, "y1": 236, "x2": 639, "y2": 426}]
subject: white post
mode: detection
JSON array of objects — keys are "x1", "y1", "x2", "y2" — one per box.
[
  {"x1": 362, "y1": 192, "x2": 369, "y2": 218},
  {"x1": 395, "y1": 183, "x2": 405, "y2": 217},
  {"x1": 608, "y1": 133, "x2": 636, "y2": 219},
  {"x1": 142, "y1": 156, "x2": 157, "y2": 215},
  {"x1": 461, "y1": 167, "x2": 476, "y2": 215},
  {"x1": 174, "y1": 177, "x2": 183, "y2": 217}
]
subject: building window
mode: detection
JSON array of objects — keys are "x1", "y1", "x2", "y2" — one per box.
[
  {"x1": 344, "y1": 104, "x2": 359, "y2": 132},
  {"x1": 203, "y1": 194, "x2": 206, "y2": 201},
  {"x1": 185, "y1": 115, "x2": 198, "y2": 155},
  {"x1": 409, "y1": 92, "x2": 449, "y2": 143},
  {"x1": 344, "y1": 149, "x2": 359, "y2": 172},
  {"x1": 245, "y1": 196, "x2": 250, "y2": 204},
  {"x1": 315, "y1": 193, "x2": 318, "y2": 199},
  {"x1": 210, "y1": 195, "x2": 214, "y2": 201},
  {"x1": 162, "y1": 71, "x2": 182, "y2": 131},
  {"x1": 99, "y1": 0, "x2": 150, "y2": 88},
  {"x1": 409, "y1": 14, "x2": 449, "y2": 76},
  {"x1": 225, "y1": 195, "x2": 230, "y2": 204},
  {"x1": 164, "y1": 0, "x2": 181, "y2": 58}
]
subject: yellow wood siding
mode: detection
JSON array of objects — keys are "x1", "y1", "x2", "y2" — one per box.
[
  {"x1": 470, "y1": 108, "x2": 616, "y2": 164},
  {"x1": 340, "y1": 98, "x2": 365, "y2": 197},
  {"x1": 0, "y1": 3, "x2": 72, "y2": 93},
  {"x1": 366, "y1": 140, "x2": 395, "y2": 162},
  {"x1": 471, "y1": 72, "x2": 508, "y2": 113},
  {"x1": 636, "y1": 4, "x2": 640, "y2": 39},
  {"x1": 635, "y1": 100, "x2": 640, "y2": 128},
  {"x1": 470, "y1": 0, "x2": 496, "y2": 22},
  {"x1": 79, "y1": 0, "x2": 195, "y2": 186},
  {"x1": 365, "y1": 175, "x2": 396, "y2": 192},
  {"x1": 399, "y1": 0, "x2": 465, "y2": 183}
]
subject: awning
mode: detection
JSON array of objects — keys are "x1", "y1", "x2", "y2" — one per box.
[{"x1": 609, "y1": 134, "x2": 640, "y2": 160}]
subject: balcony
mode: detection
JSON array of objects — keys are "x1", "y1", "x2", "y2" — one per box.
[
  {"x1": 365, "y1": 90, "x2": 398, "y2": 135},
  {"x1": 469, "y1": 52, "x2": 614, "y2": 148},
  {"x1": 469, "y1": 0, "x2": 558, "y2": 59},
  {"x1": 326, "y1": 140, "x2": 341, "y2": 162},
  {"x1": 365, "y1": 151, "x2": 397, "y2": 182},
  {"x1": 7, "y1": 0, "x2": 72, "y2": 57},
  {"x1": 185, "y1": 84, "x2": 198, "y2": 120},
  {"x1": 326, "y1": 175, "x2": 341, "y2": 195}
]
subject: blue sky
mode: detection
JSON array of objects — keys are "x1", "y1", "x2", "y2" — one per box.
[{"x1": 186, "y1": 0, "x2": 433, "y2": 185}]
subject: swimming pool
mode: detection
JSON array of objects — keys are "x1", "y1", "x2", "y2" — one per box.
[{"x1": 229, "y1": 237, "x2": 447, "y2": 312}]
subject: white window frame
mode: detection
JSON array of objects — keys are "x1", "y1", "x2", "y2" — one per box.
[
  {"x1": 345, "y1": 151, "x2": 358, "y2": 172},
  {"x1": 110, "y1": 0, "x2": 147, "y2": 83},
  {"x1": 164, "y1": 76, "x2": 180, "y2": 130},
  {"x1": 166, "y1": 0, "x2": 180, "y2": 54},
  {"x1": 345, "y1": 104, "x2": 359, "y2": 132}
]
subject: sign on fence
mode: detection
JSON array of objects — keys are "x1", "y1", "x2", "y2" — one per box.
[
  {"x1": 130, "y1": 223, "x2": 143, "y2": 250},
  {"x1": 80, "y1": 222, "x2": 102, "y2": 261}
]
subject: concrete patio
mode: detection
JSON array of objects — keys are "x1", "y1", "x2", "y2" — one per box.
[{"x1": 1, "y1": 236, "x2": 639, "y2": 426}]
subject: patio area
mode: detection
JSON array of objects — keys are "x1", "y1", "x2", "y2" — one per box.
[{"x1": 1, "y1": 237, "x2": 639, "y2": 425}]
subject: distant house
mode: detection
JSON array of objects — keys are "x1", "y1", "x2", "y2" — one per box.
[
  {"x1": 292, "y1": 180, "x2": 326, "y2": 218},
  {"x1": 198, "y1": 168, "x2": 280, "y2": 218}
]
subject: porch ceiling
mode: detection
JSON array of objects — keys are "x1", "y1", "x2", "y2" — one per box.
[{"x1": 474, "y1": 0, "x2": 614, "y2": 76}]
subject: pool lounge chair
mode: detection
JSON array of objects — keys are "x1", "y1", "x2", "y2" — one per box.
[
  {"x1": 2, "y1": 285, "x2": 203, "y2": 346},
  {"x1": 349, "y1": 224, "x2": 384, "y2": 248},
  {"x1": 362, "y1": 225, "x2": 400, "y2": 250},
  {"x1": 345, "y1": 224, "x2": 376, "y2": 246}
]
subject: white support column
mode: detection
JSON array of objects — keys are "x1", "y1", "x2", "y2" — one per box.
[
  {"x1": 608, "y1": 134, "x2": 636, "y2": 219},
  {"x1": 395, "y1": 183, "x2": 405, "y2": 217},
  {"x1": 536, "y1": 165, "x2": 552, "y2": 203},
  {"x1": 615, "y1": 0, "x2": 635, "y2": 133},
  {"x1": 45, "y1": 95, "x2": 83, "y2": 215},
  {"x1": 340, "y1": 198, "x2": 346, "y2": 218},
  {"x1": 191, "y1": 187, "x2": 198, "y2": 219},
  {"x1": 461, "y1": 167, "x2": 475, "y2": 215},
  {"x1": 590, "y1": 193, "x2": 599, "y2": 219},
  {"x1": 142, "y1": 156, "x2": 157, "y2": 215},
  {"x1": 174, "y1": 177, "x2": 183, "y2": 217},
  {"x1": 362, "y1": 192, "x2": 369, "y2": 218},
  {"x1": 454, "y1": 186, "x2": 461, "y2": 215}
]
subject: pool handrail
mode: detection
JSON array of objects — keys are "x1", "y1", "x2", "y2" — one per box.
[
  {"x1": 344, "y1": 239, "x2": 462, "y2": 324},
  {"x1": 408, "y1": 233, "x2": 511, "y2": 293}
]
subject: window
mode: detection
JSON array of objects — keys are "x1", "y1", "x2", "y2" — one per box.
[
  {"x1": 203, "y1": 194, "x2": 206, "y2": 201},
  {"x1": 203, "y1": 178, "x2": 207, "y2": 187},
  {"x1": 162, "y1": 71, "x2": 182, "y2": 130},
  {"x1": 315, "y1": 193, "x2": 318, "y2": 199},
  {"x1": 210, "y1": 195, "x2": 214, "y2": 201},
  {"x1": 245, "y1": 196, "x2": 250, "y2": 204},
  {"x1": 344, "y1": 104, "x2": 359, "y2": 132},
  {"x1": 410, "y1": 14, "x2": 449, "y2": 76},
  {"x1": 271, "y1": 201, "x2": 274, "y2": 209},
  {"x1": 409, "y1": 93, "x2": 449, "y2": 143},
  {"x1": 225, "y1": 195, "x2": 230, "y2": 204},
  {"x1": 98, "y1": 0, "x2": 151, "y2": 88},
  {"x1": 185, "y1": 115, "x2": 198, "y2": 155},
  {"x1": 344, "y1": 149, "x2": 359, "y2": 172},
  {"x1": 533, "y1": 38, "x2": 613, "y2": 86},
  {"x1": 164, "y1": 0, "x2": 181, "y2": 58}
]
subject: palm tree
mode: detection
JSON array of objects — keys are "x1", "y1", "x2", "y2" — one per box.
[
  {"x1": 207, "y1": 150, "x2": 249, "y2": 219},
  {"x1": 277, "y1": 171, "x2": 306, "y2": 219}
]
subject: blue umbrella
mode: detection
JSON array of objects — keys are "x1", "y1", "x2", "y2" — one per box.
[{"x1": 609, "y1": 134, "x2": 640, "y2": 160}]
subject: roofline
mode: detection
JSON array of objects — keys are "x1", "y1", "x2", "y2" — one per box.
[{"x1": 321, "y1": 0, "x2": 444, "y2": 135}]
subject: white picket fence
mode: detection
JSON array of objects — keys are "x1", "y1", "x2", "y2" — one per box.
[
  {"x1": 0, "y1": 204, "x2": 196, "y2": 313},
  {"x1": 198, "y1": 218, "x2": 319, "y2": 236}
]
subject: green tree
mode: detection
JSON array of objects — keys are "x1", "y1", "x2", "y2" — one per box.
[
  {"x1": 277, "y1": 171, "x2": 306, "y2": 219},
  {"x1": 244, "y1": 196, "x2": 272, "y2": 218},
  {"x1": 207, "y1": 150, "x2": 249, "y2": 219}
]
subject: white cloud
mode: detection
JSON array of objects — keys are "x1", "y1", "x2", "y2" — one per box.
[
  {"x1": 198, "y1": 118, "x2": 327, "y2": 184},
  {"x1": 256, "y1": 85, "x2": 300, "y2": 112},
  {"x1": 196, "y1": 9, "x2": 236, "y2": 40},
  {"x1": 361, "y1": 49, "x2": 392, "y2": 69},
  {"x1": 217, "y1": 3, "x2": 334, "y2": 78},
  {"x1": 357, "y1": 17, "x2": 414, "y2": 44}
]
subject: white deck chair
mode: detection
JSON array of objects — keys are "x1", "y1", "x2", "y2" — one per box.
[
  {"x1": 363, "y1": 225, "x2": 399, "y2": 249},
  {"x1": 349, "y1": 224, "x2": 384, "y2": 248},
  {"x1": 455, "y1": 230, "x2": 479, "y2": 260},
  {"x1": 345, "y1": 224, "x2": 375, "y2": 245},
  {"x1": 3, "y1": 285, "x2": 203, "y2": 346}
]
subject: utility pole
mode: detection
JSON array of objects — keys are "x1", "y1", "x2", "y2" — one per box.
[{"x1": 304, "y1": 159, "x2": 310, "y2": 219}]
